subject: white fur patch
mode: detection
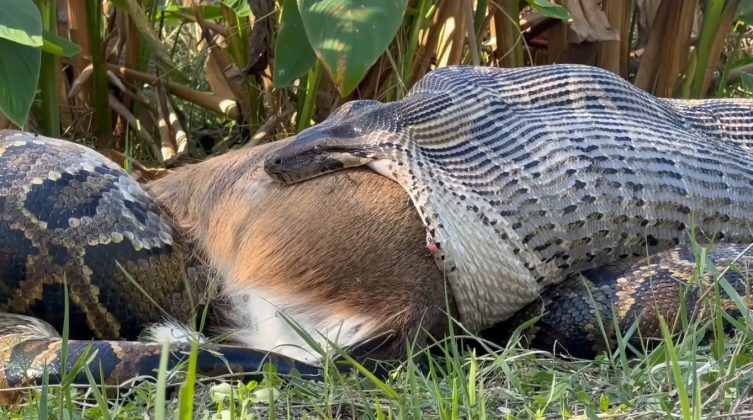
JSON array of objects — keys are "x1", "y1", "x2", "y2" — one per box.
[
  {"x1": 143, "y1": 321, "x2": 207, "y2": 344},
  {"x1": 225, "y1": 287, "x2": 378, "y2": 363},
  {"x1": 367, "y1": 159, "x2": 398, "y2": 181}
]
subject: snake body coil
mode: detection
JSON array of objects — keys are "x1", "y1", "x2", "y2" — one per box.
[
  {"x1": 0, "y1": 131, "x2": 322, "y2": 400},
  {"x1": 0, "y1": 130, "x2": 192, "y2": 338},
  {"x1": 265, "y1": 64, "x2": 753, "y2": 331}
]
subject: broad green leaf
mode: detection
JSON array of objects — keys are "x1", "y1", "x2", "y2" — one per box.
[
  {"x1": 0, "y1": 37, "x2": 41, "y2": 126},
  {"x1": 739, "y1": 13, "x2": 753, "y2": 26},
  {"x1": 738, "y1": 0, "x2": 753, "y2": 19},
  {"x1": 738, "y1": 0, "x2": 753, "y2": 26},
  {"x1": 41, "y1": 30, "x2": 81, "y2": 57},
  {"x1": 274, "y1": 0, "x2": 316, "y2": 87},
  {"x1": 298, "y1": 0, "x2": 407, "y2": 95},
  {"x1": 0, "y1": 0, "x2": 42, "y2": 47},
  {"x1": 155, "y1": 5, "x2": 224, "y2": 25},
  {"x1": 731, "y1": 55, "x2": 753, "y2": 69},
  {"x1": 526, "y1": 0, "x2": 572, "y2": 22},
  {"x1": 219, "y1": 0, "x2": 252, "y2": 17},
  {"x1": 738, "y1": 72, "x2": 753, "y2": 95}
]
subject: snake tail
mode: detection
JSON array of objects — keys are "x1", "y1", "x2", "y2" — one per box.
[{"x1": 0, "y1": 313, "x2": 322, "y2": 404}]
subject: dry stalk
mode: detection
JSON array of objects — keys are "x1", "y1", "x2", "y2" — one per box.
[
  {"x1": 411, "y1": 0, "x2": 457, "y2": 84},
  {"x1": 635, "y1": 0, "x2": 695, "y2": 96},
  {"x1": 191, "y1": 2, "x2": 249, "y2": 116},
  {"x1": 697, "y1": 2, "x2": 738, "y2": 96},
  {"x1": 56, "y1": 61, "x2": 76, "y2": 134},
  {"x1": 491, "y1": 0, "x2": 524, "y2": 67},
  {"x1": 167, "y1": 96, "x2": 189, "y2": 157},
  {"x1": 0, "y1": 113, "x2": 11, "y2": 130},
  {"x1": 68, "y1": 64, "x2": 93, "y2": 99},
  {"x1": 464, "y1": 0, "x2": 480, "y2": 65},
  {"x1": 107, "y1": 64, "x2": 240, "y2": 120},
  {"x1": 108, "y1": 93, "x2": 162, "y2": 159},
  {"x1": 156, "y1": 85, "x2": 177, "y2": 160},
  {"x1": 66, "y1": 0, "x2": 92, "y2": 104},
  {"x1": 434, "y1": 0, "x2": 462, "y2": 66},
  {"x1": 245, "y1": 109, "x2": 295, "y2": 147},
  {"x1": 597, "y1": 0, "x2": 632, "y2": 77}
]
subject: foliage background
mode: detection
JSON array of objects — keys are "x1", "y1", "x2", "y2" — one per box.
[{"x1": 3, "y1": 0, "x2": 753, "y2": 173}]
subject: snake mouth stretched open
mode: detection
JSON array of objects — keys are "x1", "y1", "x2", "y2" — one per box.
[
  {"x1": 264, "y1": 99, "x2": 396, "y2": 184},
  {"x1": 264, "y1": 143, "x2": 374, "y2": 184},
  {"x1": 264, "y1": 125, "x2": 383, "y2": 184}
]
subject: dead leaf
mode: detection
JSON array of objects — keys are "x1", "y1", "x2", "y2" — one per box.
[
  {"x1": 563, "y1": 0, "x2": 620, "y2": 43},
  {"x1": 205, "y1": 54, "x2": 236, "y2": 99},
  {"x1": 0, "y1": 112, "x2": 11, "y2": 130},
  {"x1": 245, "y1": 0, "x2": 275, "y2": 77}
]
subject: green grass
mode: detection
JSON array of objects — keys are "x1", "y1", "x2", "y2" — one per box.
[
  {"x1": 2, "y1": 244, "x2": 753, "y2": 419},
  {"x1": 3, "y1": 329, "x2": 753, "y2": 419},
  {"x1": 3, "y1": 328, "x2": 753, "y2": 418}
]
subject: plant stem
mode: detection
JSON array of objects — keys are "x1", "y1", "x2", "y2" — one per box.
[
  {"x1": 37, "y1": 0, "x2": 60, "y2": 137},
  {"x1": 221, "y1": 5, "x2": 247, "y2": 68},
  {"x1": 689, "y1": 0, "x2": 727, "y2": 98},
  {"x1": 716, "y1": 24, "x2": 744, "y2": 97},
  {"x1": 492, "y1": 0, "x2": 523, "y2": 67},
  {"x1": 297, "y1": 60, "x2": 322, "y2": 132},
  {"x1": 404, "y1": 0, "x2": 429, "y2": 82},
  {"x1": 85, "y1": 0, "x2": 112, "y2": 147},
  {"x1": 691, "y1": 0, "x2": 739, "y2": 98}
]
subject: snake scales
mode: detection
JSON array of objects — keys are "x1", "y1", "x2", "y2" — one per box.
[
  {"x1": 0, "y1": 130, "x2": 321, "y2": 401},
  {"x1": 264, "y1": 64, "x2": 753, "y2": 332},
  {"x1": 1, "y1": 64, "x2": 753, "y2": 397}
]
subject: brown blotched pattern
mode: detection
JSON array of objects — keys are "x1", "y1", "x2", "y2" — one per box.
[
  {"x1": 0, "y1": 133, "x2": 324, "y2": 401},
  {"x1": 0, "y1": 313, "x2": 321, "y2": 405},
  {"x1": 0, "y1": 130, "x2": 192, "y2": 339},
  {"x1": 487, "y1": 244, "x2": 753, "y2": 358}
]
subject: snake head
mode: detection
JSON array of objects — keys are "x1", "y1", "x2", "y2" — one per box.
[
  {"x1": 265, "y1": 101, "x2": 386, "y2": 184},
  {"x1": 264, "y1": 131, "x2": 375, "y2": 184}
]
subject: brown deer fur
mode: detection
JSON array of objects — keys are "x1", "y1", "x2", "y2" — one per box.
[{"x1": 147, "y1": 140, "x2": 454, "y2": 361}]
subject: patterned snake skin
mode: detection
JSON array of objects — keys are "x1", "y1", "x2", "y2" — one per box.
[
  {"x1": 264, "y1": 64, "x2": 753, "y2": 332},
  {"x1": 494, "y1": 244, "x2": 753, "y2": 358},
  {"x1": 0, "y1": 130, "x2": 191, "y2": 338},
  {"x1": 0, "y1": 130, "x2": 321, "y2": 400}
]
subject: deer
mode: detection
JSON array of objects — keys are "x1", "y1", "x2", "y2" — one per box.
[{"x1": 148, "y1": 139, "x2": 454, "y2": 363}]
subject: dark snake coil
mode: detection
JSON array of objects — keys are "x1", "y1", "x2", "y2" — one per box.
[{"x1": 0, "y1": 130, "x2": 321, "y2": 403}]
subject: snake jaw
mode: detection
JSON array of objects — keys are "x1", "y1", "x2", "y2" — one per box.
[
  {"x1": 265, "y1": 135, "x2": 379, "y2": 184},
  {"x1": 264, "y1": 150, "x2": 373, "y2": 184},
  {"x1": 264, "y1": 152, "x2": 344, "y2": 184}
]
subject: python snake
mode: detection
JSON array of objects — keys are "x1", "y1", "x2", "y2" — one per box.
[
  {"x1": 0, "y1": 130, "x2": 321, "y2": 402},
  {"x1": 1, "y1": 63, "x2": 753, "y2": 399},
  {"x1": 265, "y1": 64, "x2": 753, "y2": 332}
]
